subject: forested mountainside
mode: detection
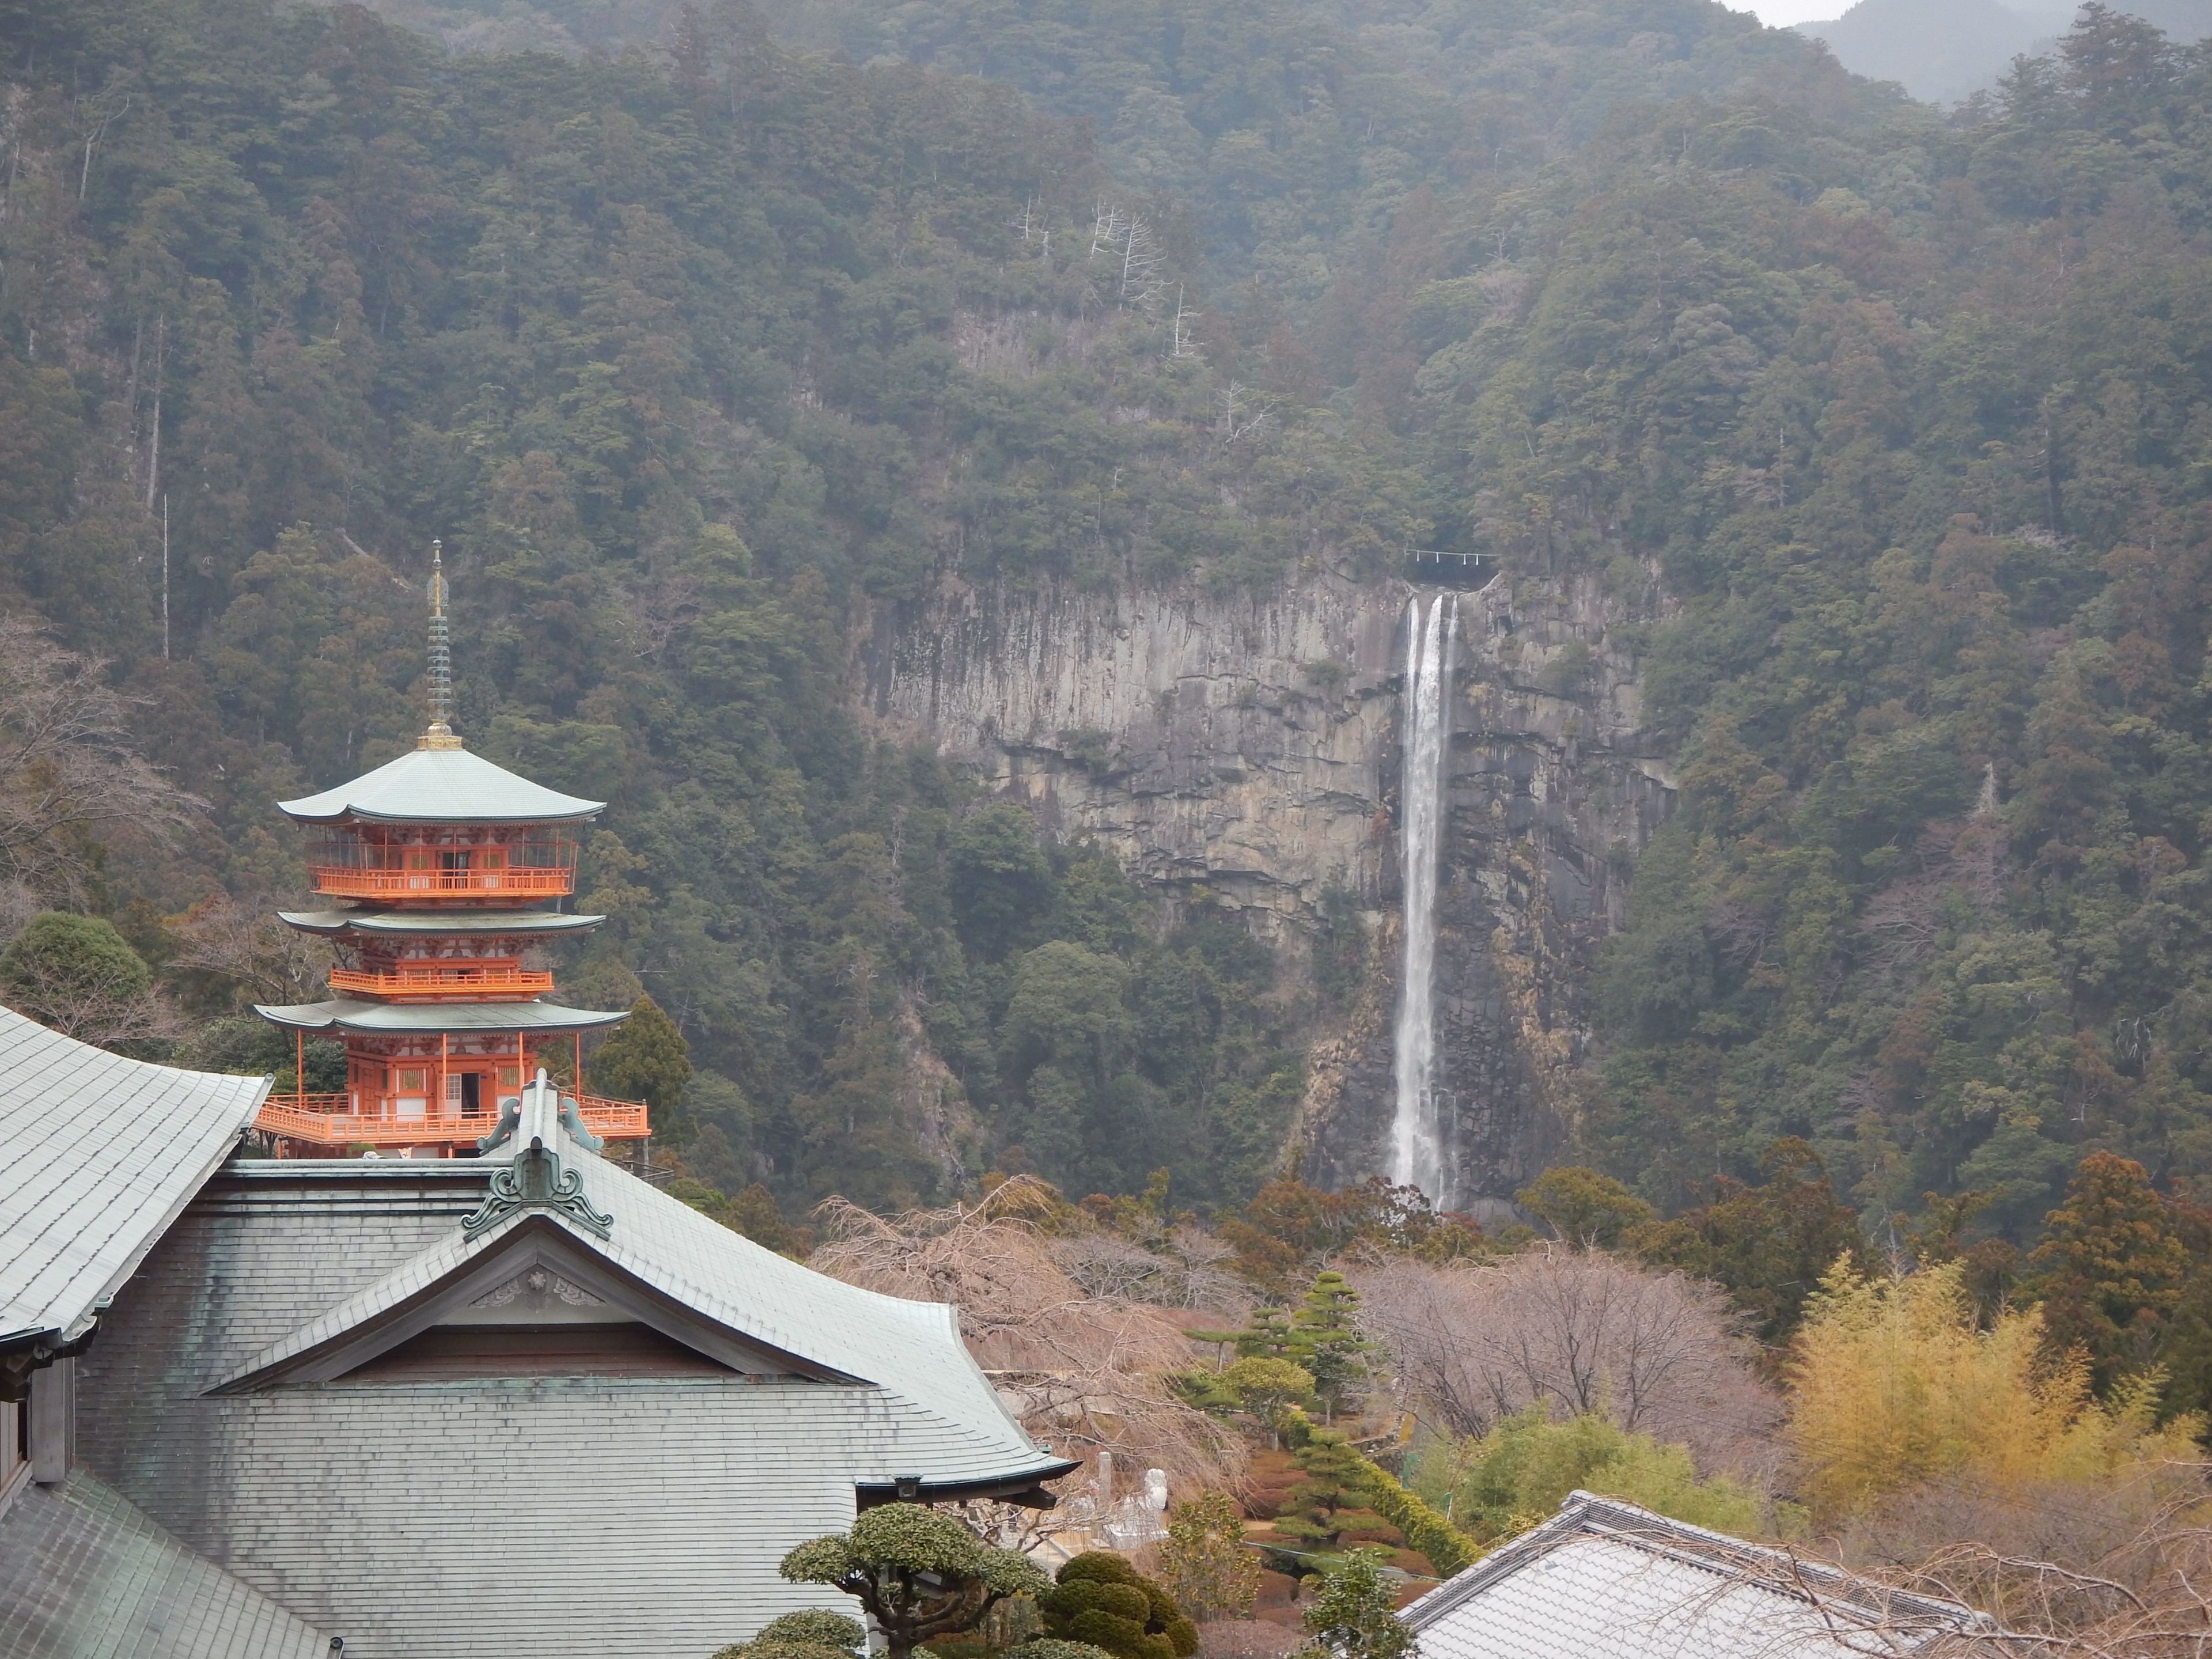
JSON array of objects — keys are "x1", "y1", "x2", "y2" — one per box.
[
  {"x1": 0, "y1": 0, "x2": 1362, "y2": 1210},
  {"x1": 11, "y1": 0, "x2": 2212, "y2": 1248}
]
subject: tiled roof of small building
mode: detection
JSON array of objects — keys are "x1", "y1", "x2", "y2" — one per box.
[
  {"x1": 1401, "y1": 1493, "x2": 1986, "y2": 1659},
  {"x1": 0, "y1": 1469, "x2": 327, "y2": 1659},
  {"x1": 278, "y1": 744, "x2": 603, "y2": 825},
  {"x1": 0, "y1": 1006, "x2": 270, "y2": 1348}
]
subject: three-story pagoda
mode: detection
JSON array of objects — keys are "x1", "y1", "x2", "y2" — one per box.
[{"x1": 252, "y1": 546, "x2": 643, "y2": 1157}]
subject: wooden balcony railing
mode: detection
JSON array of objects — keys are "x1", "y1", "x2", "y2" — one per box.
[
  {"x1": 255, "y1": 1092, "x2": 649, "y2": 1147},
  {"x1": 326, "y1": 965, "x2": 555, "y2": 1001},
  {"x1": 310, "y1": 866, "x2": 575, "y2": 899}
]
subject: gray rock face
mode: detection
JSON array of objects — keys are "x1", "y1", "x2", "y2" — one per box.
[{"x1": 857, "y1": 566, "x2": 1676, "y2": 1211}]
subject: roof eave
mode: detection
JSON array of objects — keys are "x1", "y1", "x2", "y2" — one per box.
[
  {"x1": 253, "y1": 999, "x2": 630, "y2": 1034},
  {"x1": 279, "y1": 805, "x2": 603, "y2": 827}
]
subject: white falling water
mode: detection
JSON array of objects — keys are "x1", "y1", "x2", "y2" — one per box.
[{"x1": 1391, "y1": 593, "x2": 1456, "y2": 1200}]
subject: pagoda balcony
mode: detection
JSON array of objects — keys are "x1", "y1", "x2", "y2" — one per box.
[
  {"x1": 326, "y1": 965, "x2": 556, "y2": 1001},
  {"x1": 309, "y1": 865, "x2": 575, "y2": 900},
  {"x1": 255, "y1": 1091, "x2": 649, "y2": 1148}
]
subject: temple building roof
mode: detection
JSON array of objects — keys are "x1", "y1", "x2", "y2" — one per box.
[
  {"x1": 278, "y1": 908, "x2": 604, "y2": 937},
  {"x1": 61, "y1": 1074, "x2": 1076, "y2": 1658},
  {"x1": 278, "y1": 744, "x2": 604, "y2": 826},
  {"x1": 252, "y1": 999, "x2": 630, "y2": 1035},
  {"x1": 0, "y1": 1469, "x2": 328, "y2": 1658},
  {"x1": 0, "y1": 1007, "x2": 270, "y2": 1359}
]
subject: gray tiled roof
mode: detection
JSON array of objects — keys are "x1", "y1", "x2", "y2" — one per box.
[
  {"x1": 0, "y1": 1006, "x2": 270, "y2": 1346},
  {"x1": 215, "y1": 1131, "x2": 1055, "y2": 1478},
  {"x1": 75, "y1": 1146, "x2": 1072, "y2": 1659},
  {"x1": 1401, "y1": 1492, "x2": 1984, "y2": 1659},
  {"x1": 278, "y1": 744, "x2": 603, "y2": 824},
  {"x1": 0, "y1": 1468, "x2": 327, "y2": 1659},
  {"x1": 251, "y1": 998, "x2": 628, "y2": 1033},
  {"x1": 278, "y1": 908, "x2": 604, "y2": 936}
]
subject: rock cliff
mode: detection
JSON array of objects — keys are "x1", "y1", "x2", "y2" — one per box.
[{"x1": 857, "y1": 566, "x2": 1677, "y2": 1216}]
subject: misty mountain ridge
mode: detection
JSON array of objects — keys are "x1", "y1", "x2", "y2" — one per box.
[{"x1": 1799, "y1": 0, "x2": 2212, "y2": 103}]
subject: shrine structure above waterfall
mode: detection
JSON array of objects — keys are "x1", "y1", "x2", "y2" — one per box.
[{"x1": 251, "y1": 545, "x2": 643, "y2": 1157}]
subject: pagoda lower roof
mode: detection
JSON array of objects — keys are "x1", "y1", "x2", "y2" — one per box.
[
  {"x1": 278, "y1": 909, "x2": 604, "y2": 937},
  {"x1": 253, "y1": 999, "x2": 629, "y2": 1035}
]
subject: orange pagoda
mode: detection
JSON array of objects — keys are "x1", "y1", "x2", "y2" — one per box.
[{"x1": 252, "y1": 544, "x2": 645, "y2": 1157}]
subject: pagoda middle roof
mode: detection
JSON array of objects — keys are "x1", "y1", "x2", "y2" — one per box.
[
  {"x1": 279, "y1": 745, "x2": 604, "y2": 826},
  {"x1": 278, "y1": 909, "x2": 604, "y2": 938},
  {"x1": 253, "y1": 999, "x2": 630, "y2": 1035}
]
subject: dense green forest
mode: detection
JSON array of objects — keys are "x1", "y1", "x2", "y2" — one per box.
[{"x1": 12, "y1": 0, "x2": 2212, "y2": 1257}]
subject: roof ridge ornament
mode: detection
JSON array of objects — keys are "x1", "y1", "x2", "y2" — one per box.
[
  {"x1": 419, "y1": 539, "x2": 464, "y2": 751},
  {"x1": 462, "y1": 1070, "x2": 614, "y2": 1242}
]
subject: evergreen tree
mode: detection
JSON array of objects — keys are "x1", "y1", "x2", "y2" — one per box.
[
  {"x1": 1290, "y1": 1270, "x2": 1372, "y2": 1423},
  {"x1": 1299, "y1": 1554, "x2": 1412, "y2": 1659},
  {"x1": 588, "y1": 994, "x2": 694, "y2": 1117},
  {"x1": 1219, "y1": 1356, "x2": 1313, "y2": 1447},
  {"x1": 1516, "y1": 1167, "x2": 1654, "y2": 1249},
  {"x1": 781, "y1": 1505, "x2": 1048, "y2": 1659},
  {"x1": 2031, "y1": 1152, "x2": 2188, "y2": 1393},
  {"x1": 1274, "y1": 1427, "x2": 1387, "y2": 1550},
  {"x1": 0, "y1": 912, "x2": 157, "y2": 1047}
]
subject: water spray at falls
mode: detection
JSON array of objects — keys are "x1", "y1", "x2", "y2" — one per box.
[{"x1": 1391, "y1": 593, "x2": 1456, "y2": 1199}]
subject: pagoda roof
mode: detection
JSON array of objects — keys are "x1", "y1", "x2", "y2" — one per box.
[
  {"x1": 278, "y1": 744, "x2": 604, "y2": 827},
  {"x1": 0, "y1": 1005, "x2": 270, "y2": 1355},
  {"x1": 252, "y1": 999, "x2": 629, "y2": 1035},
  {"x1": 278, "y1": 908, "x2": 604, "y2": 937}
]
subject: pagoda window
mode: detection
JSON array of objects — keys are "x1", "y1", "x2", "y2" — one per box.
[{"x1": 399, "y1": 1068, "x2": 426, "y2": 1093}]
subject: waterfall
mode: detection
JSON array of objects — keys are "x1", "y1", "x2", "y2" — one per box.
[{"x1": 1391, "y1": 593, "x2": 1456, "y2": 1200}]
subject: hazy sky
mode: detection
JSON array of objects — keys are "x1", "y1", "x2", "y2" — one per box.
[{"x1": 1733, "y1": 0, "x2": 1837, "y2": 25}]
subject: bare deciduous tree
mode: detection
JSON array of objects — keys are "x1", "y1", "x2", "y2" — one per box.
[
  {"x1": 167, "y1": 892, "x2": 336, "y2": 1005},
  {"x1": 812, "y1": 1178, "x2": 1244, "y2": 1497},
  {"x1": 1352, "y1": 1247, "x2": 1782, "y2": 1478},
  {"x1": 0, "y1": 619, "x2": 204, "y2": 919},
  {"x1": 1048, "y1": 1224, "x2": 1243, "y2": 1312}
]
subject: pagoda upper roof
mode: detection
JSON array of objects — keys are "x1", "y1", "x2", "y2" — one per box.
[
  {"x1": 278, "y1": 743, "x2": 604, "y2": 827},
  {"x1": 252, "y1": 999, "x2": 629, "y2": 1035},
  {"x1": 278, "y1": 909, "x2": 604, "y2": 938}
]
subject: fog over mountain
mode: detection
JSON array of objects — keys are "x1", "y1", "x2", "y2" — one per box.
[{"x1": 1800, "y1": 0, "x2": 2211, "y2": 103}]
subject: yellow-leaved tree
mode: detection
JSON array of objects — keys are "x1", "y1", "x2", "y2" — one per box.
[{"x1": 1787, "y1": 1257, "x2": 2198, "y2": 1522}]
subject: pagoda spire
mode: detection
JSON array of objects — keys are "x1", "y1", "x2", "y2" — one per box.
[{"x1": 422, "y1": 539, "x2": 461, "y2": 751}]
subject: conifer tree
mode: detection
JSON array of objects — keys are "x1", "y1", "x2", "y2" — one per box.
[
  {"x1": 1275, "y1": 1427, "x2": 1387, "y2": 1549},
  {"x1": 1291, "y1": 1270, "x2": 1372, "y2": 1422},
  {"x1": 588, "y1": 994, "x2": 694, "y2": 1116},
  {"x1": 1300, "y1": 1554, "x2": 1412, "y2": 1659},
  {"x1": 781, "y1": 1504, "x2": 1049, "y2": 1659},
  {"x1": 2031, "y1": 1152, "x2": 2188, "y2": 1393}
]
